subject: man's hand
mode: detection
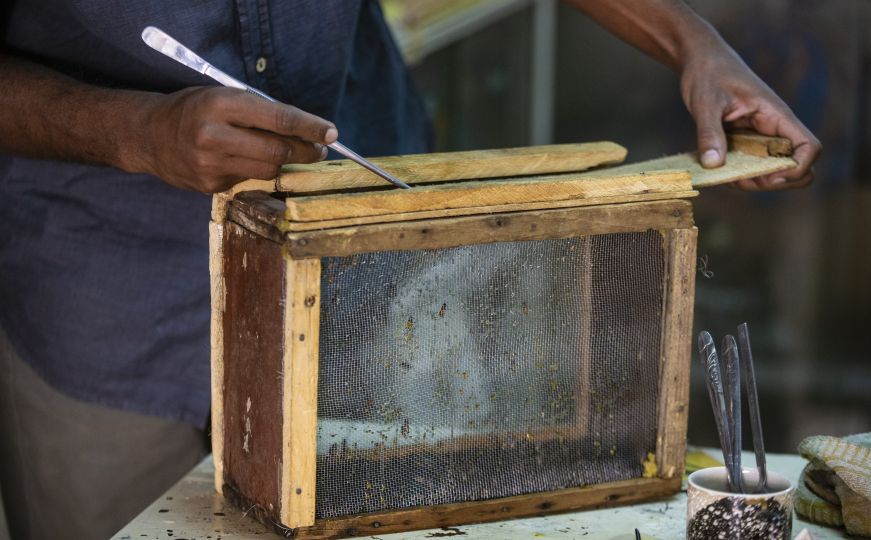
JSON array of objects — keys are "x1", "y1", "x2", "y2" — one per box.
[
  {"x1": 679, "y1": 39, "x2": 821, "y2": 191},
  {"x1": 128, "y1": 87, "x2": 337, "y2": 193},
  {"x1": 566, "y1": 0, "x2": 821, "y2": 191},
  {"x1": 0, "y1": 54, "x2": 337, "y2": 194}
]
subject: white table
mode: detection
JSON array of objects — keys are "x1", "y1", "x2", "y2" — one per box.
[{"x1": 112, "y1": 449, "x2": 846, "y2": 540}]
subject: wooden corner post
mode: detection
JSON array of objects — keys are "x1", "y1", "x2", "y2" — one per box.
[
  {"x1": 656, "y1": 227, "x2": 698, "y2": 479},
  {"x1": 209, "y1": 219, "x2": 227, "y2": 494},
  {"x1": 280, "y1": 257, "x2": 321, "y2": 527}
]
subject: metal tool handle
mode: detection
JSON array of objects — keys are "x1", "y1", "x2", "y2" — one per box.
[
  {"x1": 141, "y1": 26, "x2": 410, "y2": 189},
  {"x1": 738, "y1": 322, "x2": 768, "y2": 492},
  {"x1": 698, "y1": 331, "x2": 736, "y2": 491},
  {"x1": 722, "y1": 334, "x2": 743, "y2": 493}
]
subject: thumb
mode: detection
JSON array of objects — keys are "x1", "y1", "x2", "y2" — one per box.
[{"x1": 692, "y1": 97, "x2": 728, "y2": 169}]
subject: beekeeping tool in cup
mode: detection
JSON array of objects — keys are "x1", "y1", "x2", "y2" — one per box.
[
  {"x1": 140, "y1": 26, "x2": 411, "y2": 190},
  {"x1": 697, "y1": 323, "x2": 769, "y2": 494}
]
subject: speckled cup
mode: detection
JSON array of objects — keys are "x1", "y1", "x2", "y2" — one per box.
[{"x1": 687, "y1": 467, "x2": 795, "y2": 540}]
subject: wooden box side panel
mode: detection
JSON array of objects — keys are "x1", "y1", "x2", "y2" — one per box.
[
  {"x1": 288, "y1": 477, "x2": 680, "y2": 539},
  {"x1": 221, "y1": 221, "x2": 287, "y2": 514},
  {"x1": 656, "y1": 227, "x2": 698, "y2": 479}
]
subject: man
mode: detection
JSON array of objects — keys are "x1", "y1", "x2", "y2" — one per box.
[{"x1": 0, "y1": 1, "x2": 819, "y2": 539}]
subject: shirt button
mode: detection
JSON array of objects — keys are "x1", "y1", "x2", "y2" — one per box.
[{"x1": 255, "y1": 57, "x2": 268, "y2": 73}]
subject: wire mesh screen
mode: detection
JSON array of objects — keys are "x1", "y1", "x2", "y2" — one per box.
[{"x1": 315, "y1": 230, "x2": 666, "y2": 518}]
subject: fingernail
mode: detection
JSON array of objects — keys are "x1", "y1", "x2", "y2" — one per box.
[
  {"x1": 285, "y1": 148, "x2": 294, "y2": 161},
  {"x1": 325, "y1": 127, "x2": 338, "y2": 143},
  {"x1": 770, "y1": 177, "x2": 787, "y2": 185},
  {"x1": 701, "y1": 149, "x2": 721, "y2": 168},
  {"x1": 319, "y1": 145, "x2": 328, "y2": 160}
]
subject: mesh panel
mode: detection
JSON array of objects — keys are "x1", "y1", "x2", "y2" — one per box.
[{"x1": 315, "y1": 231, "x2": 665, "y2": 518}]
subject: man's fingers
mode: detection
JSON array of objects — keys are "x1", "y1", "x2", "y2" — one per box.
[
  {"x1": 201, "y1": 125, "x2": 328, "y2": 165},
  {"x1": 734, "y1": 169, "x2": 814, "y2": 192},
  {"x1": 692, "y1": 92, "x2": 728, "y2": 169},
  {"x1": 757, "y1": 109, "x2": 821, "y2": 183},
  {"x1": 222, "y1": 91, "x2": 338, "y2": 144}
]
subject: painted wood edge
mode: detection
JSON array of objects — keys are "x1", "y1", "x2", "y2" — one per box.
[
  {"x1": 208, "y1": 220, "x2": 226, "y2": 494},
  {"x1": 284, "y1": 171, "x2": 691, "y2": 222},
  {"x1": 283, "y1": 200, "x2": 695, "y2": 259},
  {"x1": 277, "y1": 141, "x2": 628, "y2": 193},
  {"x1": 288, "y1": 477, "x2": 681, "y2": 539},
  {"x1": 283, "y1": 190, "x2": 699, "y2": 232},
  {"x1": 279, "y1": 258, "x2": 322, "y2": 528},
  {"x1": 655, "y1": 227, "x2": 698, "y2": 479}
]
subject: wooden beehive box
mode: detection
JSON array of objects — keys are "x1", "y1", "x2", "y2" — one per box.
[{"x1": 209, "y1": 134, "x2": 794, "y2": 539}]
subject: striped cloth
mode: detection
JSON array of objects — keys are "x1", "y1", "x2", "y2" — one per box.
[{"x1": 795, "y1": 433, "x2": 871, "y2": 536}]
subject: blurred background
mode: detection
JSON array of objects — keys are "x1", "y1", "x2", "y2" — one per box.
[{"x1": 382, "y1": 0, "x2": 871, "y2": 453}]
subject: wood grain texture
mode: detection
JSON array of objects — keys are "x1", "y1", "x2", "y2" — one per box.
[
  {"x1": 226, "y1": 191, "x2": 288, "y2": 244},
  {"x1": 221, "y1": 221, "x2": 286, "y2": 516},
  {"x1": 595, "y1": 134, "x2": 796, "y2": 189},
  {"x1": 282, "y1": 190, "x2": 699, "y2": 231},
  {"x1": 209, "y1": 221, "x2": 226, "y2": 494},
  {"x1": 276, "y1": 142, "x2": 628, "y2": 193},
  {"x1": 288, "y1": 477, "x2": 681, "y2": 539},
  {"x1": 284, "y1": 171, "x2": 691, "y2": 222},
  {"x1": 283, "y1": 200, "x2": 694, "y2": 259},
  {"x1": 280, "y1": 258, "x2": 321, "y2": 528},
  {"x1": 655, "y1": 227, "x2": 698, "y2": 479}
]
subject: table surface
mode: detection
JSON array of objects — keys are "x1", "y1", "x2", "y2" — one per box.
[{"x1": 112, "y1": 449, "x2": 847, "y2": 540}]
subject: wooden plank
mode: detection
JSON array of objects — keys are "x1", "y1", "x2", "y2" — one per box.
[
  {"x1": 727, "y1": 131, "x2": 793, "y2": 157},
  {"x1": 595, "y1": 134, "x2": 795, "y2": 189},
  {"x1": 285, "y1": 171, "x2": 691, "y2": 222},
  {"x1": 655, "y1": 227, "x2": 698, "y2": 479},
  {"x1": 279, "y1": 258, "x2": 321, "y2": 528},
  {"x1": 209, "y1": 221, "x2": 226, "y2": 494},
  {"x1": 289, "y1": 477, "x2": 681, "y2": 539},
  {"x1": 277, "y1": 141, "x2": 628, "y2": 193},
  {"x1": 593, "y1": 152, "x2": 795, "y2": 189},
  {"x1": 282, "y1": 189, "x2": 698, "y2": 231},
  {"x1": 221, "y1": 222, "x2": 286, "y2": 516},
  {"x1": 283, "y1": 199, "x2": 694, "y2": 259}
]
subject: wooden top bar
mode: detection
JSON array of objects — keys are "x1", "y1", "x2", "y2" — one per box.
[{"x1": 277, "y1": 141, "x2": 628, "y2": 193}]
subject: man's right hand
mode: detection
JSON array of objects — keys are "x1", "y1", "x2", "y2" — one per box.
[
  {"x1": 129, "y1": 87, "x2": 338, "y2": 193},
  {"x1": 0, "y1": 54, "x2": 339, "y2": 194}
]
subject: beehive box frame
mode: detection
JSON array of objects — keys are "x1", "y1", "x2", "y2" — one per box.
[{"x1": 208, "y1": 135, "x2": 794, "y2": 539}]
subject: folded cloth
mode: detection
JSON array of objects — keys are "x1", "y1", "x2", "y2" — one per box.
[{"x1": 795, "y1": 433, "x2": 871, "y2": 537}]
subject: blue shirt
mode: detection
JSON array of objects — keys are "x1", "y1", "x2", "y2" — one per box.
[{"x1": 0, "y1": 0, "x2": 432, "y2": 426}]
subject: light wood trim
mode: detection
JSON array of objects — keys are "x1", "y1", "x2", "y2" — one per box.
[
  {"x1": 208, "y1": 220, "x2": 226, "y2": 494},
  {"x1": 279, "y1": 258, "x2": 322, "y2": 527},
  {"x1": 283, "y1": 200, "x2": 694, "y2": 259},
  {"x1": 290, "y1": 477, "x2": 680, "y2": 539},
  {"x1": 277, "y1": 142, "x2": 628, "y2": 193},
  {"x1": 655, "y1": 227, "x2": 698, "y2": 479},
  {"x1": 282, "y1": 189, "x2": 698, "y2": 231},
  {"x1": 284, "y1": 172, "x2": 691, "y2": 222}
]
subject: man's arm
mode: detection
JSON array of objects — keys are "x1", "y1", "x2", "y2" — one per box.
[
  {"x1": 0, "y1": 53, "x2": 337, "y2": 193},
  {"x1": 565, "y1": 0, "x2": 821, "y2": 191}
]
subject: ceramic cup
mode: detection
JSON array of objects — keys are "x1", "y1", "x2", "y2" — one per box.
[{"x1": 687, "y1": 467, "x2": 795, "y2": 540}]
